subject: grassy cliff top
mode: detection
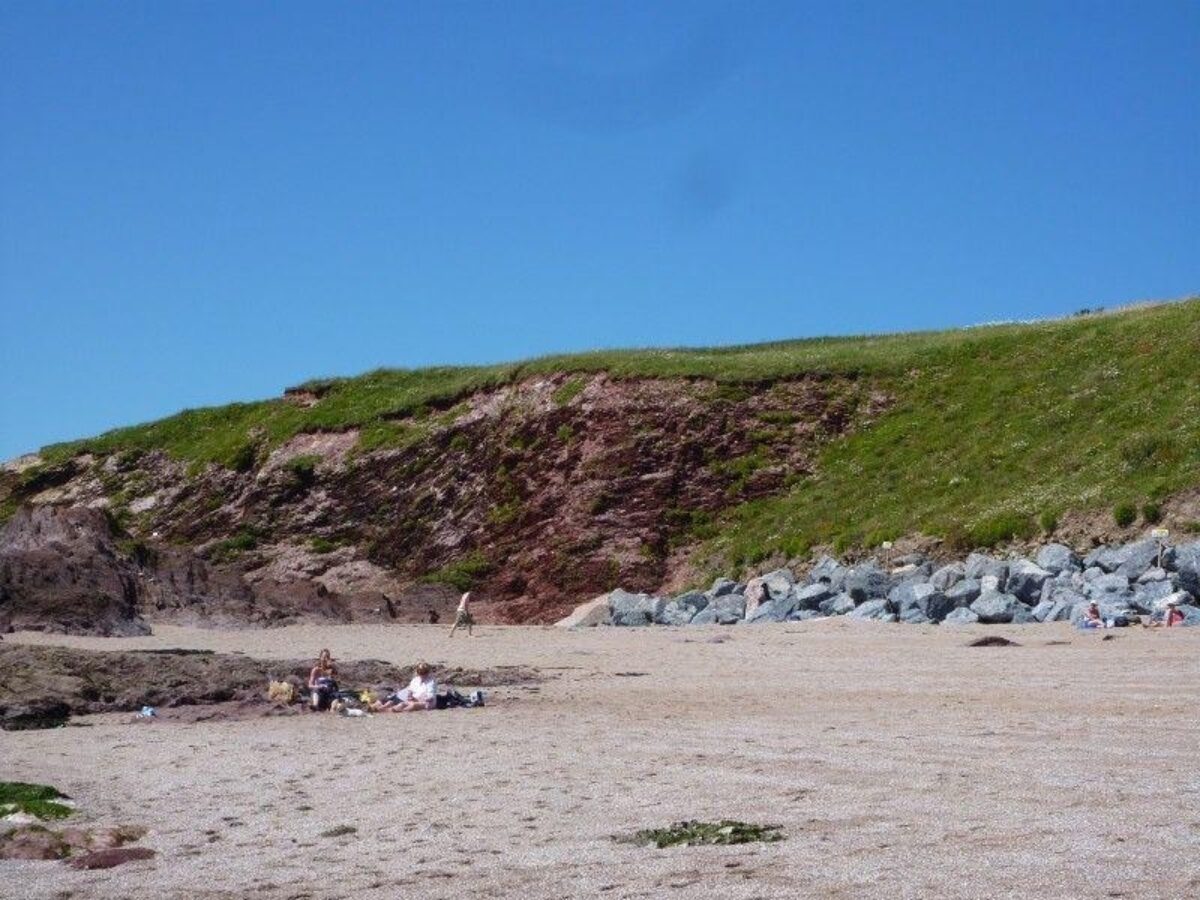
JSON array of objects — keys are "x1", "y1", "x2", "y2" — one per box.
[{"x1": 36, "y1": 299, "x2": 1200, "y2": 560}]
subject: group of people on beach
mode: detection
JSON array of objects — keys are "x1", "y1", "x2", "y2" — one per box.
[
  {"x1": 303, "y1": 591, "x2": 477, "y2": 714},
  {"x1": 1079, "y1": 598, "x2": 1186, "y2": 629},
  {"x1": 307, "y1": 649, "x2": 440, "y2": 713}
]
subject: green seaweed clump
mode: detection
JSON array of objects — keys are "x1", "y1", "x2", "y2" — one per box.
[
  {"x1": 618, "y1": 819, "x2": 784, "y2": 849},
  {"x1": 0, "y1": 782, "x2": 73, "y2": 821}
]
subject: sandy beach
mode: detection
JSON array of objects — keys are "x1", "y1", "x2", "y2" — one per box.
[{"x1": 3, "y1": 619, "x2": 1198, "y2": 899}]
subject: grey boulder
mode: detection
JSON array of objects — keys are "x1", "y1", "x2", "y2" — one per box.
[
  {"x1": 709, "y1": 578, "x2": 741, "y2": 598},
  {"x1": 930, "y1": 563, "x2": 965, "y2": 591},
  {"x1": 1034, "y1": 589, "x2": 1086, "y2": 622},
  {"x1": 964, "y1": 554, "x2": 1009, "y2": 587},
  {"x1": 793, "y1": 583, "x2": 833, "y2": 611},
  {"x1": 844, "y1": 566, "x2": 892, "y2": 603},
  {"x1": 1006, "y1": 560, "x2": 1052, "y2": 604},
  {"x1": 659, "y1": 591, "x2": 709, "y2": 626},
  {"x1": 946, "y1": 578, "x2": 983, "y2": 607},
  {"x1": 1036, "y1": 543, "x2": 1080, "y2": 574},
  {"x1": 1129, "y1": 581, "x2": 1176, "y2": 614},
  {"x1": 890, "y1": 581, "x2": 954, "y2": 621},
  {"x1": 899, "y1": 605, "x2": 932, "y2": 625},
  {"x1": 1086, "y1": 573, "x2": 1133, "y2": 601},
  {"x1": 943, "y1": 607, "x2": 981, "y2": 625},
  {"x1": 970, "y1": 590, "x2": 1025, "y2": 624},
  {"x1": 847, "y1": 598, "x2": 894, "y2": 621},
  {"x1": 746, "y1": 594, "x2": 800, "y2": 624},
  {"x1": 744, "y1": 569, "x2": 795, "y2": 616},
  {"x1": 690, "y1": 593, "x2": 746, "y2": 625},
  {"x1": 1173, "y1": 541, "x2": 1200, "y2": 596},
  {"x1": 807, "y1": 555, "x2": 843, "y2": 584},
  {"x1": 608, "y1": 589, "x2": 666, "y2": 627},
  {"x1": 1113, "y1": 540, "x2": 1167, "y2": 580},
  {"x1": 819, "y1": 592, "x2": 856, "y2": 616}
]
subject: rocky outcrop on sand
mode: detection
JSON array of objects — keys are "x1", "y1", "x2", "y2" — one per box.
[
  {"x1": 0, "y1": 506, "x2": 148, "y2": 636},
  {"x1": 0, "y1": 645, "x2": 540, "y2": 730},
  {"x1": 0, "y1": 504, "x2": 461, "y2": 635},
  {"x1": 573, "y1": 538, "x2": 1200, "y2": 628}
]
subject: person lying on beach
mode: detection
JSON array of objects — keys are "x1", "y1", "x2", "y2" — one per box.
[
  {"x1": 371, "y1": 662, "x2": 438, "y2": 713},
  {"x1": 308, "y1": 648, "x2": 339, "y2": 710},
  {"x1": 448, "y1": 591, "x2": 474, "y2": 637}
]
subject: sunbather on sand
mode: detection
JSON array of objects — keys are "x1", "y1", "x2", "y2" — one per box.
[
  {"x1": 371, "y1": 662, "x2": 438, "y2": 713},
  {"x1": 1144, "y1": 599, "x2": 1186, "y2": 628},
  {"x1": 308, "y1": 648, "x2": 339, "y2": 710}
]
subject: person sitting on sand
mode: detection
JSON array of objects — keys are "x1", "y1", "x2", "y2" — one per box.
[
  {"x1": 1145, "y1": 599, "x2": 1186, "y2": 629},
  {"x1": 448, "y1": 591, "x2": 474, "y2": 637},
  {"x1": 1081, "y1": 601, "x2": 1104, "y2": 629},
  {"x1": 371, "y1": 662, "x2": 438, "y2": 713},
  {"x1": 308, "y1": 648, "x2": 339, "y2": 711}
]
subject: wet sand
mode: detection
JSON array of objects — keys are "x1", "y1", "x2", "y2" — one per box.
[{"x1": 3, "y1": 620, "x2": 1199, "y2": 899}]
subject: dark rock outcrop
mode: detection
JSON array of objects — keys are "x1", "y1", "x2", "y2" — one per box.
[{"x1": 0, "y1": 506, "x2": 148, "y2": 636}]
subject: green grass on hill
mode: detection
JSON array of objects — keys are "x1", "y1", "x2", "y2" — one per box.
[
  {"x1": 710, "y1": 301, "x2": 1200, "y2": 565},
  {"x1": 34, "y1": 299, "x2": 1200, "y2": 562}
]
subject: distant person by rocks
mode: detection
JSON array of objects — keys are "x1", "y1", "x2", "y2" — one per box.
[
  {"x1": 370, "y1": 662, "x2": 437, "y2": 713},
  {"x1": 1144, "y1": 599, "x2": 1186, "y2": 629},
  {"x1": 308, "y1": 648, "x2": 338, "y2": 711},
  {"x1": 448, "y1": 591, "x2": 474, "y2": 637},
  {"x1": 427, "y1": 609, "x2": 440, "y2": 624},
  {"x1": 1080, "y1": 601, "x2": 1104, "y2": 629}
]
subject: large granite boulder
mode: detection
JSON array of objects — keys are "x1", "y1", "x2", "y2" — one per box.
[
  {"x1": 930, "y1": 563, "x2": 965, "y2": 591},
  {"x1": 1005, "y1": 560, "x2": 1052, "y2": 604},
  {"x1": 889, "y1": 581, "x2": 954, "y2": 621},
  {"x1": 745, "y1": 595, "x2": 800, "y2": 624},
  {"x1": 659, "y1": 591, "x2": 709, "y2": 626},
  {"x1": 1085, "y1": 573, "x2": 1134, "y2": 603},
  {"x1": 1033, "y1": 588, "x2": 1086, "y2": 622},
  {"x1": 1173, "y1": 541, "x2": 1200, "y2": 597},
  {"x1": 847, "y1": 598, "x2": 894, "y2": 621},
  {"x1": 844, "y1": 566, "x2": 891, "y2": 603},
  {"x1": 899, "y1": 605, "x2": 932, "y2": 625},
  {"x1": 708, "y1": 578, "x2": 741, "y2": 598},
  {"x1": 970, "y1": 590, "x2": 1025, "y2": 624},
  {"x1": 818, "y1": 592, "x2": 856, "y2": 616},
  {"x1": 743, "y1": 569, "x2": 795, "y2": 617},
  {"x1": 1129, "y1": 581, "x2": 1176, "y2": 614},
  {"x1": 690, "y1": 593, "x2": 746, "y2": 625},
  {"x1": 608, "y1": 589, "x2": 666, "y2": 627},
  {"x1": 946, "y1": 578, "x2": 983, "y2": 607},
  {"x1": 807, "y1": 555, "x2": 843, "y2": 584},
  {"x1": 1036, "y1": 543, "x2": 1080, "y2": 574},
  {"x1": 943, "y1": 607, "x2": 980, "y2": 625},
  {"x1": 964, "y1": 554, "x2": 1009, "y2": 587},
  {"x1": 1113, "y1": 540, "x2": 1167, "y2": 580},
  {"x1": 793, "y1": 583, "x2": 833, "y2": 611},
  {"x1": 1083, "y1": 545, "x2": 1124, "y2": 573}
]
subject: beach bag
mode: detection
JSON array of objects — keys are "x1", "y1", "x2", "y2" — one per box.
[
  {"x1": 311, "y1": 677, "x2": 338, "y2": 711},
  {"x1": 267, "y1": 680, "x2": 296, "y2": 704}
]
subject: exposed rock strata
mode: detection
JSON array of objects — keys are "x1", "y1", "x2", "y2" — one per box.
[{"x1": 2, "y1": 374, "x2": 884, "y2": 629}]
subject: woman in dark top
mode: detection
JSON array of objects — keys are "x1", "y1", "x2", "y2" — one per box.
[{"x1": 308, "y1": 648, "x2": 338, "y2": 710}]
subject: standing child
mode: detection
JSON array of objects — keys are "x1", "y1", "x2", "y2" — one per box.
[{"x1": 449, "y1": 591, "x2": 474, "y2": 637}]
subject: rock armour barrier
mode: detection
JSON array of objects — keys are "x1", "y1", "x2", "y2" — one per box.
[{"x1": 583, "y1": 539, "x2": 1200, "y2": 628}]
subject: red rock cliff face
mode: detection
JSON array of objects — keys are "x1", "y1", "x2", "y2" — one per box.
[{"x1": 1, "y1": 374, "x2": 888, "y2": 631}]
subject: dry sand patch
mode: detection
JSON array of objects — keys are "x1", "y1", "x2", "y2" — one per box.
[{"x1": 2, "y1": 621, "x2": 1198, "y2": 899}]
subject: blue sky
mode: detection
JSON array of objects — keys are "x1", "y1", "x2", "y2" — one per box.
[{"x1": 2, "y1": 1, "x2": 1197, "y2": 459}]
